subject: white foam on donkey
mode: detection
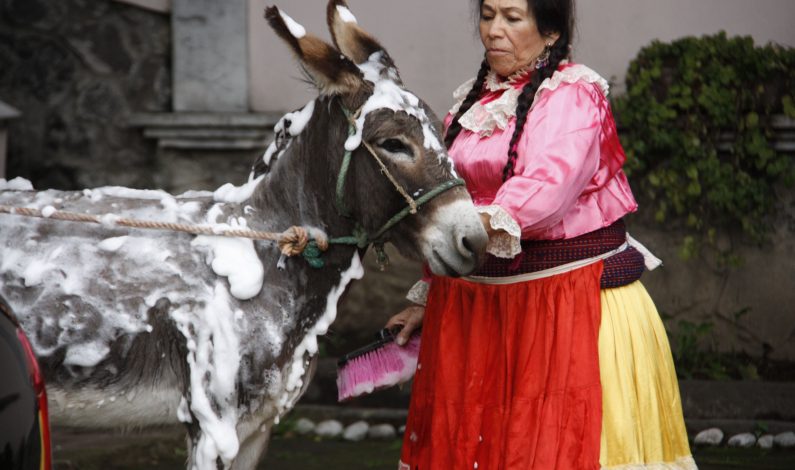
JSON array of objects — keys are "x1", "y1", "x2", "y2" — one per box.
[
  {"x1": 278, "y1": 10, "x2": 306, "y2": 38},
  {"x1": 336, "y1": 5, "x2": 357, "y2": 23}
]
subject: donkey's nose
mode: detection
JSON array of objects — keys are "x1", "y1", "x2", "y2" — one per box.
[{"x1": 455, "y1": 227, "x2": 488, "y2": 268}]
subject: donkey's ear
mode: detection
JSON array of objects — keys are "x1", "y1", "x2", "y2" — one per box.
[
  {"x1": 265, "y1": 6, "x2": 363, "y2": 95},
  {"x1": 327, "y1": 0, "x2": 397, "y2": 73}
]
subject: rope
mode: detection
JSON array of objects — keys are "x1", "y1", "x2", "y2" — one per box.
[
  {"x1": 0, "y1": 204, "x2": 327, "y2": 258},
  {"x1": 339, "y1": 108, "x2": 419, "y2": 216},
  {"x1": 0, "y1": 102, "x2": 464, "y2": 270},
  {"x1": 361, "y1": 140, "x2": 418, "y2": 214}
]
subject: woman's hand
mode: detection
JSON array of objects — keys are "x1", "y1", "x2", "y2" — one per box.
[{"x1": 385, "y1": 304, "x2": 425, "y2": 346}]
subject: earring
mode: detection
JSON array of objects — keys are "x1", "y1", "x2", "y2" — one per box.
[{"x1": 535, "y1": 42, "x2": 553, "y2": 70}]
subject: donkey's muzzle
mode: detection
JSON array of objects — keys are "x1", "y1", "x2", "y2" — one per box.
[
  {"x1": 454, "y1": 226, "x2": 488, "y2": 274},
  {"x1": 422, "y1": 200, "x2": 488, "y2": 277}
]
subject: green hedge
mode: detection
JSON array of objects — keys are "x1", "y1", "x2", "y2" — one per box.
[{"x1": 613, "y1": 32, "x2": 795, "y2": 260}]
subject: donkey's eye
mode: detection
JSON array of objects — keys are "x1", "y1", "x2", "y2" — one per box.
[{"x1": 379, "y1": 138, "x2": 413, "y2": 156}]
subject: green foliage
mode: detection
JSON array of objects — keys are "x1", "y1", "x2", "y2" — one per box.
[
  {"x1": 663, "y1": 307, "x2": 795, "y2": 381},
  {"x1": 613, "y1": 33, "x2": 795, "y2": 258},
  {"x1": 669, "y1": 319, "x2": 729, "y2": 380}
]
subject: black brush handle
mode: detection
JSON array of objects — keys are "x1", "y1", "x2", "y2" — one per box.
[{"x1": 337, "y1": 326, "x2": 419, "y2": 368}]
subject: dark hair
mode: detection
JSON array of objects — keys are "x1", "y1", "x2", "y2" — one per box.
[{"x1": 445, "y1": 0, "x2": 575, "y2": 181}]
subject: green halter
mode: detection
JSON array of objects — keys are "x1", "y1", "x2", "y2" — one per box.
[{"x1": 302, "y1": 105, "x2": 465, "y2": 269}]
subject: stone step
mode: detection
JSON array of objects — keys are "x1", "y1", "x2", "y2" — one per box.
[{"x1": 303, "y1": 360, "x2": 795, "y2": 423}]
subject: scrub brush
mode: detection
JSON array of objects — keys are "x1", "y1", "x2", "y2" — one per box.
[{"x1": 336, "y1": 326, "x2": 421, "y2": 402}]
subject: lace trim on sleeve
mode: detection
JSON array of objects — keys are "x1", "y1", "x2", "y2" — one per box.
[
  {"x1": 478, "y1": 205, "x2": 522, "y2": 259},
  {"x1": 405, "y1": 279, "x2": 429, "y2": 306}
]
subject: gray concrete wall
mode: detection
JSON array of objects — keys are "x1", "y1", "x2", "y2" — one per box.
[
  {"x1": 576, "y1": 0, "x2": 795, "y2": 94},
  {"x1": 172, "y1": 0, "x2": 249, "y2": 111},
  {"x1": 248, "y1": 0, "x2": 795, "y2": 115}
]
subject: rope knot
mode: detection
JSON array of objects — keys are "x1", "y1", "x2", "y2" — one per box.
[
  {"x1": 278, "y1": 226, "x2": 310, "y2": 257},
  {"x1": 352, "y1": 225, "x2": 370, "y2": 249},
  {"x1": 278, "y1": 226, "x2": 330, "y2": 269}
]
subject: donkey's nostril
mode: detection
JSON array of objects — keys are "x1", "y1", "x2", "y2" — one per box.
[{"x1": 461, "y1": 236, "x2": 473, "y2": 254}]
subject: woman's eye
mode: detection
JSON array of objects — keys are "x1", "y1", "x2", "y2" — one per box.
[{"x1": 379, "y1": 138, "x2": 412, "y2": 156}]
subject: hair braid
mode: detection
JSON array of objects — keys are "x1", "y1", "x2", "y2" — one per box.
[
  {"x1": 444, "y1": 59, "x2": 490, "y2": 149},
  {"x1": 502, "y1": 43, "x2": 569, "y2": 181}
]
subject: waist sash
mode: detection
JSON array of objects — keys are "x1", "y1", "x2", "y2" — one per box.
[{"x1": 467, "y1": 220, "x2": 652, "y2": 288}]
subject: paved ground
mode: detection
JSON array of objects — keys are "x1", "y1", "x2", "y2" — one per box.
[{"x1": 51, "y1": 427, "x2": 795, "y2": 469}]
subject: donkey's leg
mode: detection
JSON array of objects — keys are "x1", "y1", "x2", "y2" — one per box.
[
  {"x1": 230, "y1": 423, "x2": 272, "y2": 470},
  {"x1": 184, "y1": 422, "x2": 231, "y2": 470},
  {"x1": 184, "y1": 422, "x2": 206, "y2": 470}
]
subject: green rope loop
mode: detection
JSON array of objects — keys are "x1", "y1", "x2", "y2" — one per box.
[
  {"x1": 301, "y1": 240, "x2": 325, "y2": 269},
  {"x1": 369, "y1": 178, "x2": 465, "y2": 242},
  {"x1": 328, "y1": 224, "x2": 369, "y2": 249}
]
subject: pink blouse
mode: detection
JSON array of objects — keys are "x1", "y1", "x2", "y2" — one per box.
[
  {"x1": 447, "y1": 63, "x2": 638, "y2": 241},
  {"x1": 405, "y1": 64, "x2": 641, "y2": 304}
]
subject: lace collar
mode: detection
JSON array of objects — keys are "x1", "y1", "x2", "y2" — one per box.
[
  {"x1": 449, "y1": 63, "x2": 610, "y2": 137},
  {"x1": 484, "y1": 66, "x2": 533, "y2": 92}
]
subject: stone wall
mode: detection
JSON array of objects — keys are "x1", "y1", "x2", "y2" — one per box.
[
  {"x1": 628, "y1": 184, "x2": 795, "y2": 361},
  {"x1": 0, "y1": 0, "x2": 170, "y2": 190}
]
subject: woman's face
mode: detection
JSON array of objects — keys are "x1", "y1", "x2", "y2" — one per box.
[{"x1": 479, "y1": 0, "x2": 558, "y2": 77}]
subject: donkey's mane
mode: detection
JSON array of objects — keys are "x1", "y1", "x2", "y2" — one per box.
[{"x1": 251, "y1": 104, "x2": 310, "y2": 179}]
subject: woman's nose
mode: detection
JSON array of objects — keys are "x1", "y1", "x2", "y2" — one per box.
[{"x1": 487, "y1": 18, "x2": 505, "y2": 39}]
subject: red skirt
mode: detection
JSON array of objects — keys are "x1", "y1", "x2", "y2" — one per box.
[{"x1": 399, "y1": 263, "x2": 604, "y2": 470}]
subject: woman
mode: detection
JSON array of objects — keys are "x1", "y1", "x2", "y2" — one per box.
[{"x1": 387, "y1": 0, "x2": 696, "y2": 469}]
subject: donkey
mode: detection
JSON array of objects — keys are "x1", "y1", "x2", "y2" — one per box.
[{"x1": 0, "y1": 2, "x2": 486, "y2": 469}]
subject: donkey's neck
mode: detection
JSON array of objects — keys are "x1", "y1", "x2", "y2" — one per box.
[
  {"x1": 236, "y1": 98, "x2": 365, "y2": 402},
  {"x1": 250, "y1": 98, "x2": 355, "y2": 239}
]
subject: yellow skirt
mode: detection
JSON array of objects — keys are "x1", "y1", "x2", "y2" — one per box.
[{"x1": 599, "y1": 281, "x2": 697, "y2": 470}]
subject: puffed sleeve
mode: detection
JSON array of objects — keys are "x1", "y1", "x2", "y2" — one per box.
[{"x1": 493, "y1": 81, "x2": 604, "y2": 237}]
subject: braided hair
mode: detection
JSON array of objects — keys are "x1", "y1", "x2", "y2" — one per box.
[
  {"x1": 444, "y1": 59, "x2": 490, "y2": 149},
  {"x1": 446, "y1": 0, "x2": 575, "y2": 181}
]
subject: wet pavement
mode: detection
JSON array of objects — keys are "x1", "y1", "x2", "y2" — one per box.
[
  {"x1": 52, "y1": 427, "x2": 400, "y2": 469},
  {"x1": 51, "y1": 426, "x2": 795, "y2": 469}
]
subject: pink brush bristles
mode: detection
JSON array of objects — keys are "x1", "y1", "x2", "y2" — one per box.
[{"x1": 337, "y1": 331, "x2": 421, "y2": 402}]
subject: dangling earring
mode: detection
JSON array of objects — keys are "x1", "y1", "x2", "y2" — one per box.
[{"x1": 535, "y1": 42, "x2": 553, "y2": 70}]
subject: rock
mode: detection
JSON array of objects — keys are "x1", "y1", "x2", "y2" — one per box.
[
  {"x1": 727, "y1": 432, "x2": 756, "y2": 447},
  {"x1": 757, "y1": 434, "x2": 774, "y2": 449},
  {"x1": 314, "y1": 419, "x2": 343, "y2": 438},
  {"x1": 293, "y1": 417, "x2": 315, "y2": 435},
  {"x1": 774, "y1": 431, "x2": 795, "y2": 448},
  {"x1": 694, "y1": 428, "x2": 724, "y2": 446},
  {"x1": 343, "y1": 421, "x2": 370, "y2": 442},
  {"x1": 368, "y1": 423, "x2": 397, "y2": 440}
]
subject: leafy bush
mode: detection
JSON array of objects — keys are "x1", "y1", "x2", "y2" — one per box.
[{"x1": 613, "y1": 33, "x2": 795, "y2": 259}]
